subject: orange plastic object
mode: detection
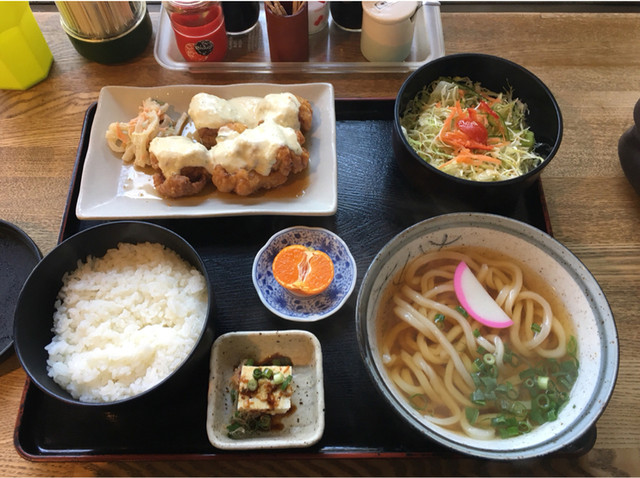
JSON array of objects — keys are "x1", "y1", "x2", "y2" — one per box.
[{"x1": 272, "y1": 244, "x2": 334, "y2": 296}]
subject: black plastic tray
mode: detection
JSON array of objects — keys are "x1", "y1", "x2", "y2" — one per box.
[{"x1": 14, "y1": 99, "x2": 595, "y2": 461}]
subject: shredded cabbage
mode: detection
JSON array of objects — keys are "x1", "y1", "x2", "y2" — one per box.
[{"x1": 400, "y1": 76, "x2": 545, "y2": 182}]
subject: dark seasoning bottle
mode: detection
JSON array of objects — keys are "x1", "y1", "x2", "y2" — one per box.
[{"x1": 618, "y1": 98, "x2": 640, "y2": 196}]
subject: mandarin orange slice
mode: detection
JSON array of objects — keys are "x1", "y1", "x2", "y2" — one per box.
[{"x1": 272, "y1": 244, "x2": 334, "y2": 296}]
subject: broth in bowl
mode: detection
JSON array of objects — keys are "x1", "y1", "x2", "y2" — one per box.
[{"x1": 376, "y1": 246, "x2": 578, "y2": 440}]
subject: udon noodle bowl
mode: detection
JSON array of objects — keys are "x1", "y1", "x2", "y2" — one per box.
[
  {"x1": 356, "y1": 213, "x2": 618, "y2": 459},
  {"x1": 377, "y1": 246, "x2": 577, "y2": 440}
]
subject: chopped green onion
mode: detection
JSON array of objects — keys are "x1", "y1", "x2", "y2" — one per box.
[
  {"x1": 409, "y1": 393, "x2": 429, "y2": 410},
  {"x1": 531, "y1": 323, "x2": 542, "y2": 333},
  {"x1": 529, "y1": 408, "x2": 545, "y2": 425},
  {"x1": 481, "y1": 376, "x2": 497, "y2": 390},
  {"x1": 518, "y1": 419, "x2": 533, "y2": 433},
  {"x1": 273, "y1": 372, "x2": 284, "y2": 384},
  {"x1": 262, "y1": 368, "x2": 274, "y2": 380},
  {"x1": 473, "y1": 329, "x2": 481, "y2": 338},
  {"x1": 499, "y1": 426, "x2": 521, "y2": 438},
  {"x1": 567, "y1": 335, "x2": 578, "y2": 358},
  {"x1": 503, "y1": 346, "x2": 521, "y2": 367},
  {"x1": 537, "y1": 376, "x2": 549, "y2": 390},
  {"x1": 519, "y1": 368, "x2": 537, "y2": 380},
  {"x1": 471, "y1": 389, "x2": 486, "y2": 406},
  {"x1": 484, "y1": 363, "x2": 498, "y2": 378},
  {"x1": 467, "y1": 342, "x2": 578, "y2": 438},
  {"x1": 226, "y1": 422, "x2": 243, "y2": 434},
  {"x1": 257, "y1": 414, "x2": 271, "y2": 431},
  {"x1": 247, "y1": 378, "x2": 258, "y2": 391},
  {"x1": 510, "y1": 401, "x2": 528, "y2": 419},
  {"x1": 244, "y1": 358, "x2": 255, "y2": 366},
  {"x1": 535, "y1": 394, "x2": 551, "y2": 410},
  {"x1": 559, "y1": 377, "x2": 574, "y2": 390},
  {"x1": 456, "y1": 305, "x2": 469, "y2": 318},
  {"x1": 465, "y1": 407, "x2": 480, "y2": 425},
  {"x1": 483, "y1": 353, "x2": 496, "y2": 366},
  {"x1": 434, "y1": 313, "x2": 445, "y2": 329},
  {"x1": 472, "y1": 358, "x2": 483, "y2": 372},
  {"x1": 281, "y1": 374, "x2": 292, "y2": 391},
  {"x1": 492, "y1": 415, "x2": 508, "y2": 427},
  {"x1": 252, "y1": 368, "x2": 262, "y2": 380}
]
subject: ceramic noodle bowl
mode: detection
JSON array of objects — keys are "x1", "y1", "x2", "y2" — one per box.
[{"x1": 356, "y1": 213, "x2": 618, "y2": 460}]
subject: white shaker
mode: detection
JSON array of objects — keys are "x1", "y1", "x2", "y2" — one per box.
[
  {"x1": 360, "y1": 1, "x2": 420, "y2": 62},
  {"x1": 308, "y1": 1, "x2": 329, "y2": 34}
]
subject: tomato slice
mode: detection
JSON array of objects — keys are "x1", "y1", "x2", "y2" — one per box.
[{"x1": 456, "y1": 118, "x2": 488, "y2": 145}]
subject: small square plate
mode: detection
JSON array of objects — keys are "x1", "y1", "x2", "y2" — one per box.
[
  {"x1": 206, "y1": 330, "x2": 325, "y2": 450},
  {"x1": 76, "y1": 83, "x2": 336, "y2": 219}
]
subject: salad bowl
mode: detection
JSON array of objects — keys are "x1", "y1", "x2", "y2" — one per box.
[{"x1": 392, "y1": 53, "x2": 563, "y2": 213}]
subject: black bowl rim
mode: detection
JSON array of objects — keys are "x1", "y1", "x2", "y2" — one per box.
[
  {"x1": 393, "y1": 52, "x2": 564, "y2": 188},
  {"x1": 13, "y1": 220, "x2": 212, "y2": 407},
  {"x1": 0, "y1": 220, "x2": 42, "y2": 359}
]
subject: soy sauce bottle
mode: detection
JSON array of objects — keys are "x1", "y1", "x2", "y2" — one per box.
[{"x1": 618, "y1": 98, "x2": 640, "y2": 196}]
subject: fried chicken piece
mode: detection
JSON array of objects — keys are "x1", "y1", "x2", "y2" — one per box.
[
  {"x1": 148, "y1": 136, "x2": 212, "y2": 199},
  {"x1": 295, "y1": 95, "x2": 313, "y2": 133},
  {"x1": 211, "y1": 142, "x2": 309, "y2": 196},
  {"x1": 152, "y1": 167, "x2": 211, "y2": 199},
  {"x1": 198, "y1": 122, "x2": 247, "y2": 149}
]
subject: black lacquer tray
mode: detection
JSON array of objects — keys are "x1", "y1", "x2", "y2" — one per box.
[{"x1": 14, "y1": 99, "x2": 596, "y2": 461}]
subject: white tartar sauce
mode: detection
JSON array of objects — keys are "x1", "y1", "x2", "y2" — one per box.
[
  {"x1": 188, "y1": 92, "x2": 301, "y2": 131},
  {"x1": 149, "y1": 136, "x2": 210, "y2": 177},
  {"x1": 210, "y1": 120, "x2": 302, "y2": 175}
]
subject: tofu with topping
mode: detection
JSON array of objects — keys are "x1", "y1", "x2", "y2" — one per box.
[{"x1": 237, "y1": 365, "x2": 293, "y2": 415}]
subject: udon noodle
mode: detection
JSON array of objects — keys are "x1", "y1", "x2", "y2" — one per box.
[{"x1": 378, "y1": 247, "x2": 578, "y2": 440}]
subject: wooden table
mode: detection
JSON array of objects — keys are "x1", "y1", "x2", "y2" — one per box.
[{"x1": 2, "y1": 4, "x2": 639, "y2": 476}]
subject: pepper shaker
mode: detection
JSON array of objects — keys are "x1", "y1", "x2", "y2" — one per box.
[
  {"x1": 360, "y1": 1, "x2": 420, "y2": 62},
  {"x1": 618, "y1": 98, "x2": 640, "y2": 196}
]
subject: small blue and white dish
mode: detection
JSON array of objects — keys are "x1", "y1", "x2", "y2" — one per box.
[{"x1": 253, "y1": 226, "x2": 357, "y2": 322}]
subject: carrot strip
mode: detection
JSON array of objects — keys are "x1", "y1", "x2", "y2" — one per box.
[
  {"x1": 442, "y1": 131, "x2": 494, "y2": 151},
  {"x1": 455, "y1": 100, "x2": 463, "y2": 117},
  {"x1": 115, "y1": 124, "x2": 129, "y2": 143},
  {"x1": 456, "y1": 152, "x2": 502, "y2": 164},
  {"x1": 438, "y1": 107, "x2": 458, "y2": 138},
  {"x1": 487, "y1": 138, "x2": 509, "y2": 147}
]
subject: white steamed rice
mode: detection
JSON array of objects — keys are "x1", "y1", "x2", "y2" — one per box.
[{"x1": 45, "y1": 241, "x2": 208, "y2": 403}]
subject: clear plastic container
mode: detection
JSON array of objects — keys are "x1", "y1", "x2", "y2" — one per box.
[{"x1": 154, "y1": 0, "x2": 444, "y2": 73}]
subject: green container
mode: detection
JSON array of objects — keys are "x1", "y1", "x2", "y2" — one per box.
[
  {"x1": 58, "y1": 1, "x2": 153, "y2": 64},
  {"x1": 0, "y1": 2, "x2": 53, "y2": 90}
]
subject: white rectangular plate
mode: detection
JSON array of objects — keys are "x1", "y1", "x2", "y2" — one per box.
[
  {"x1": 206, "y1": 330, "x2": 325, "y2": 450},
  {"x1": 76, "y1": 83, "x2": 337, "y2": 219}
]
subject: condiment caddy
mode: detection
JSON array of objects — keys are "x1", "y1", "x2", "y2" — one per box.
[{"x1": 154, "y1": 1, "x2": 444, "y2": 73}]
